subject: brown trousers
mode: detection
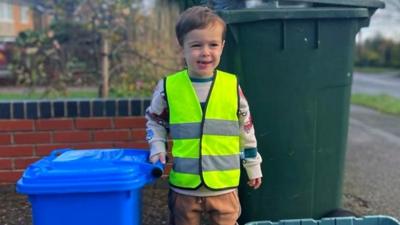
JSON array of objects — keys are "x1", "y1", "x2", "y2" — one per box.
[{"x1": 168, "y1": 190, "x2": 241, "y2": 225}]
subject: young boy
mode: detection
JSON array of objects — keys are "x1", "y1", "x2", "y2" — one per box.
[{"x1": 145, "y1": 6, "x2": 262, "y2": 225}]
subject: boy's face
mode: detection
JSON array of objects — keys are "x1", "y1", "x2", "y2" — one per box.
[{"x1": 181, "y1": 23, "x2": 225, "y2": 77}]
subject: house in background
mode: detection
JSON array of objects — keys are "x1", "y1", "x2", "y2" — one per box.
[
  {"x1": 0, "y1": 0, "x2": 34, "y2": 42},
  {"x1": 0, "y1": 0, "x2": 52, "y2": 83}
]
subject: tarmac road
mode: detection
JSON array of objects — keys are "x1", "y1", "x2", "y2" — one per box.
[
  {"x1": 342, "y1": 106, "x2": 400, "y2": 216},
  {"x1": 352, "y1": 71, "x2": 400, "y2": 98}
]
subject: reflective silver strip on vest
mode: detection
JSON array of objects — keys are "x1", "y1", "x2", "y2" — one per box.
[
  {"x1": 170, "y1": 120, "x2": 239, "y2": 139},
  {"x1": 170, "y1": 123, "x2": 201, "y2": 139},
  {"x1": 173, "y1": 157, "x2": 199, "y2": 174},
  {"x1": 203, "y1": 119, "x2": 240, "y2": 136},
  {"x1": 173, "y1": 155, "x2": 240, "y2": 174},
  {"x1": 202, "y1": 154, "x2": 240, "y2": 171}
]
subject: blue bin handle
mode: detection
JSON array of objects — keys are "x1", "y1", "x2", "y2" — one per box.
[{"x1": 151, "y1": 161, "x2": 165, "y2": 178}]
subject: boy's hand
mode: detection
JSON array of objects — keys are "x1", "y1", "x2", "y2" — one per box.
[
  {"x1": 247, "y1": 177, "x2": 262, "y2": 189},
  {"x1": 150, "y1": 152, "x2": 166, "y2": 164}
]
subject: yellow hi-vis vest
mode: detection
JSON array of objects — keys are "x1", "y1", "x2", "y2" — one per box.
[{"x1": 165, "y1": 69, "x2": 240, "y2": 190}]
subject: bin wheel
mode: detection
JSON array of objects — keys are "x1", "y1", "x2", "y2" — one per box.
[{"x1": 322, "y1": 208, "x2": 359, "y2": 218}]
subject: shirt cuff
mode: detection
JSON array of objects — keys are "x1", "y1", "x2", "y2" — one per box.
[
  {"x1": 244, "y1": 163, "x2": 263, "y2": 180},
  {"x1": 149, "y1": 141, "x2": 166, "y2": 158},
  {"x1": 243, "y1": 152, "x2": 263, "y2": 180}
]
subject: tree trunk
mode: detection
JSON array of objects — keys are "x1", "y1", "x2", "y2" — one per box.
[{"x1": 101, "y1": 36, "x2": 110, "y2": 98}]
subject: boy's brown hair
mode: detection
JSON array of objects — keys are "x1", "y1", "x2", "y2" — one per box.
[{"x1": 175, "y1": 6, "x2": 226, "y2": 47}]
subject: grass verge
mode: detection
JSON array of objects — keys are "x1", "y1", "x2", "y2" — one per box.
[
  {"x1": 0, "y1": 90, "x2": 98, "y2": 100},
  {"x1": 351, "y1": 94, "x2": 400, "y2": 116}
]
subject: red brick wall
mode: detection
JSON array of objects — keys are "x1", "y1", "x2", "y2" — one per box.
[{"x1": 0, "y1": 117, "x2": 149, "y2": 185}]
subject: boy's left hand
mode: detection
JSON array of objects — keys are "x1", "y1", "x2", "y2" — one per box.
[{"x1": 247, "y1": 177, "x2": 262, "y2": 189}]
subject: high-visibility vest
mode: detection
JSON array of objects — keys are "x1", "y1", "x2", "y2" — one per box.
[{"x1": 165, "y1": 69, "x2": 240, "y2": 190}]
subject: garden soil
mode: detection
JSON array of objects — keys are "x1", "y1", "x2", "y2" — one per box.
[{"x1": 1, "y1": 180, "x2": 370, "y2": 225}]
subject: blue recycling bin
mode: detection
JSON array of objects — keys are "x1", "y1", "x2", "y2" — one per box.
[{"x1": 17, "y1": 148, "x2": 163, "y2": 225}]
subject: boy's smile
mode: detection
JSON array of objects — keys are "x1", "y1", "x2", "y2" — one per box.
[{"x1": 181, "y1": 23, "x2": 225, "y2": 78}]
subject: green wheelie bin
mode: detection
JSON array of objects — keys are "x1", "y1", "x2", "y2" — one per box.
[{"x1": 176, "y1": 0, "x2": 384, "y2": 223}]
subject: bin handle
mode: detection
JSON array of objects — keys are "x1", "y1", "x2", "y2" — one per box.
[{"x1": 151, "y1": 161, "x2": 165, "y2": 178}]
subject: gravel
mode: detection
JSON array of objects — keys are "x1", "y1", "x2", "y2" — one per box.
[
  {"x1": 0, "y1": 182, "x2": 387, "y2": 225},
  {"x1": 0, "y1": 185, "x2": 32, "y2": 225}
]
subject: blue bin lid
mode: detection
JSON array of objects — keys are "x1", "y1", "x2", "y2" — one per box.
[{"x1": 17, "y1": 148, "x2": 158, "y2": 194}]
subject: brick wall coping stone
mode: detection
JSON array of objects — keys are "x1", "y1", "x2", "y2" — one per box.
[{"x1": 0, "y1": 98, "x2": 151, "y2": 119}]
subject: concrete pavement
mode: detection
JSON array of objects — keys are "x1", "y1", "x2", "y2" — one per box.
[{"x1": 342, "y1": 105, "x2": 400, "y2": 218}]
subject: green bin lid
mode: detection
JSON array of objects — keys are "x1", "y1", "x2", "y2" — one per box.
[
  {"x1": 283, "y1": 0, "x2": 384, "y2": 9},
  {"x1": 219, "y1": 7, "x2": 379, "y2": 24},
  {"x1": 218, "y1": 0, "x2": 385, "y2": 24},
  {"x1": 178, "y1": 0, "x2": 385, "y2": 9}
]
